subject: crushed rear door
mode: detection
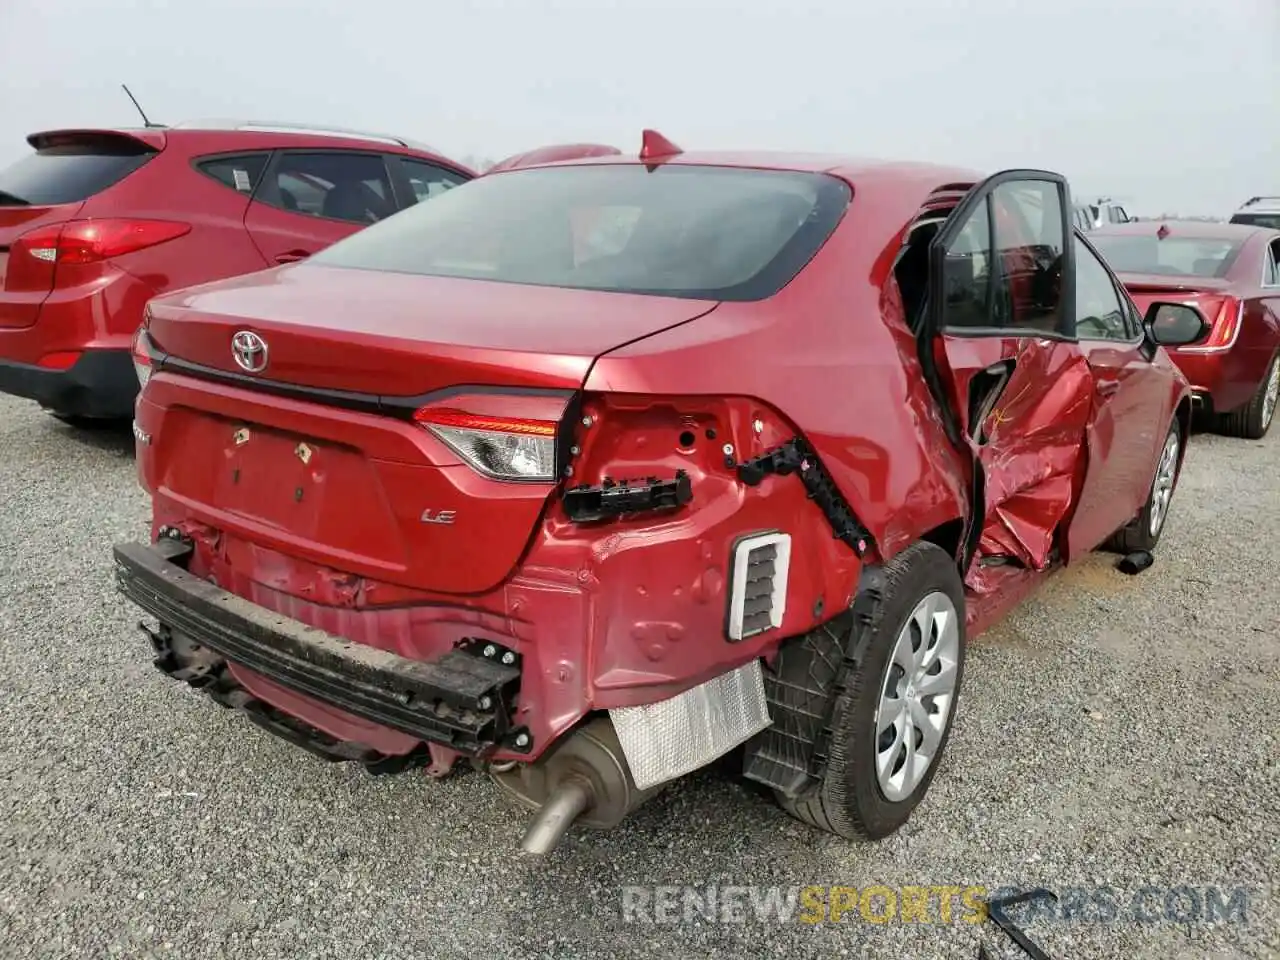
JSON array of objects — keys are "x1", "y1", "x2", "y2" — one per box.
[{"x1": 921, "y1": 171, "x2": 1094, "y2": 583}]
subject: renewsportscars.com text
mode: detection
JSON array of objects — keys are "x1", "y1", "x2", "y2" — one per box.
[{"x1": 619, "y1": 884, "x2": 1253, "y2": 926}]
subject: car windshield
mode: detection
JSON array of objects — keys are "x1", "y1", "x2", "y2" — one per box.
[
  {"x1": 310, "y1": 164, "x2": 851, "y2": 301},
  {"x1": 1089, "y1": 233, "x2": 1244, "y2": 278}
]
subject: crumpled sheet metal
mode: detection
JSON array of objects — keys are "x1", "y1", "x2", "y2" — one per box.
[{"x1": 972, "y1": 341, "x2": 1093, "y2": 578}]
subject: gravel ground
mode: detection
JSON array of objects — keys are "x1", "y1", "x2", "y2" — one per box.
[{"x1": 0, "y1": 394, "x2": 1276, "y2": 960}]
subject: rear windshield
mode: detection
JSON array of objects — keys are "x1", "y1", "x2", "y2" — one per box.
[
  {"x1": 0, "y1": 138, "x2": 156, "y2": 206},
  {"x1": 1089, "y1": 233, "x2": 1245, "y2": 279},
  {"x1": 310, "y1": 164, "x2": 851, "y2": 301},
  {"x1": 1230, "y1": 212, "x2": 1280, "y2": 230}
]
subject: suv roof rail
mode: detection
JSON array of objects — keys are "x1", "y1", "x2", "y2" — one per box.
[
  {"x1": 167, "y1": 118, "x2": 446, "y2": 155},
  {"x1": 1238, "y1": 195, "x2": 1280, "y2": 209}
]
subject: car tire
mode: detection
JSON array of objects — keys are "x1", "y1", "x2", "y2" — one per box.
[
  {"x1": 1216, "y1": 353, "x2": 1280, "y2": 440},
  {"x1": 775, "y1": 540, "x2": 966, "y2": 840},
  {"x1": 1104, "y1": 418, "x2": 1182, "y2": 554},
  {"x1": 46, "y1": 410, "x2": 121, "y2": 430}
]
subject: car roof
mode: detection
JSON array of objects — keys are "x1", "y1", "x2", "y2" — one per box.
[
  {"x1": 498, "y1": 148, "x2": 986, "y2": 189},
  {"x1": 1089, "y1": 219, "x2": 1276, "y2": 241},
  {"x1": 25, "y1": 121, "x2": 463, "y2": 166},
  {"x1": 1234, "y1": 196, "x2": 1280, "y2": 213}
]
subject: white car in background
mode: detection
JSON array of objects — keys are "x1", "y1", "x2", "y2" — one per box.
[
  {"x1": 1230, "y1": 196, "x2": 1280, "y2": 230},
  {"x1": 1075, "y1": 197, "x2": 1132, "y2": 231}
]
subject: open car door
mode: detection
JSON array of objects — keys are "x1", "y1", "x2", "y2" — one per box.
[{"x1": 920, "y1": 171, "x2": 1094, "y2": 588}]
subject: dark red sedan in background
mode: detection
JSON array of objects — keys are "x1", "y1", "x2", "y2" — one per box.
[
  {"x1": 0, "y1": 120, "x2": 475, "y2": 424},
  {"x1": 1090, "y1": 220, "x2": 1280, "y2": 438}
]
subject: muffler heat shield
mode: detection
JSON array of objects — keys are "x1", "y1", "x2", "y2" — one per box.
[{"x1": 609, "y1": 660, "x2": 772, "y2": 790}]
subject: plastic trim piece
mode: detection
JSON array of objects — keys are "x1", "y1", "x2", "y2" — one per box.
[
  {"x1": 736, "y1": 436, "x2": 875, "y2": 558},
  {"x1": 725, "y1": 531, "x2": 791, "y2": 641},
  {"x1": 562, "y1": 471, "x2": 692, "y2": 523}
]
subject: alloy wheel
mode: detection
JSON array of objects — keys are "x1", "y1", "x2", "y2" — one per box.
[
  {"x1": 874, "y1": 591, "x2": 961, "y2": 802},
  {"x1": 1262, "y1": 358, "x2": 1280, "y2": 432},
  {"x1": 1148, "y1": 430, "x2": 1180, "y2": 538}
]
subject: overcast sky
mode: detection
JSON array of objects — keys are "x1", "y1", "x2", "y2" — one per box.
[{"x1": 1, "y1": 0, "x2": 1276, "y2": 215}]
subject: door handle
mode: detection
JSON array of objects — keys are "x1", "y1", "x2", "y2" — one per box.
[{"x1": 274, "y1": 249, "x2": 311, "y2": 264}]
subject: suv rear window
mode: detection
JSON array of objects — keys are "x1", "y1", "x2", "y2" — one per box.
[
  {"x1": 1089, "y1": 234, "x2": 1245, "y2": 279},
  {"x1": 310, "y1": 164, "x2": 851, "y2": 301},
  {"x1": 0, "y1": 137, "x2": 156, "y2": 206},
  {"x1": 1230, "y1": 212, "x2": 1280, "y2": 230}
]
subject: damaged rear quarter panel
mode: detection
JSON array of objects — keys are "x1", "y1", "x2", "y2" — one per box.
[{"x1": 585, "y1": 176, "x2": 971, "y2": 566}]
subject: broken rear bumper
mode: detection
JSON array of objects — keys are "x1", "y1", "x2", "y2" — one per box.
[{"x1": 112, "y1": 539, "x2": 528, "y2": 759}]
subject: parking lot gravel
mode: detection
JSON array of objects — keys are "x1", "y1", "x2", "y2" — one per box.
[{"x1": 0, "y1": 393, "x2": 1276, "y2": 960}]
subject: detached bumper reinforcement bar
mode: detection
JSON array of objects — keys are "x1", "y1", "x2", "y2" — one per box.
[{"x1": 112, "y1": 541, "x2": 522, "y2": 754}]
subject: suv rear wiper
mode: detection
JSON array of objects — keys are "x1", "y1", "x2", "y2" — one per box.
[{"x1": 0, "y1": 189, "x2": 30, "y2": 206}]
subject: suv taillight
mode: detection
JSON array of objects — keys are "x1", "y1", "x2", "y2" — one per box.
[{"x1": 6, "y1": 219, "x2": 192, "y2": 291}]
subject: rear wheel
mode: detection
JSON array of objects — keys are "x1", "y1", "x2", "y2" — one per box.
[
  {"x1": 1104, "y1": 419, "x2": 1181, "y2": 554},
  {"x1": 1216, "y1": 353, "x2": 1279, "y2": 440},
  {"x1": 776, "y1": 541, "x2": 966, "y2": 839},
  {"x1": 45, "y1": 410, "x2": 124, "y2": 430}
]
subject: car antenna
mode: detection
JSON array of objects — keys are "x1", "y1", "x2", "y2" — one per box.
[
  {"x1": 121, "y1": 84, "x2": 161, "y2": 128},
  {"x1": 639, "y1": 129, "x2": 683, "y2": 161}
]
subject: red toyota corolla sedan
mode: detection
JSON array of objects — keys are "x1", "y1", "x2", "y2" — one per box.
[
  {"x1": 1090, "y1": 220, "x2": 1280, "y2": 438},
  {"x1": 113, "y1": 133, "x2": 1208, "y2": 854},
  {"x1": 0, "y1": 120, "x2": 474, "y2": 424}
]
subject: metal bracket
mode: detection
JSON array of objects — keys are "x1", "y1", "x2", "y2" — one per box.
[
  {"x1": 735, "y1": 436, "x2": 875, "y2": 558},
  {"x1": 981, "y1": 887, "x2": 1058, "y2": 960}
]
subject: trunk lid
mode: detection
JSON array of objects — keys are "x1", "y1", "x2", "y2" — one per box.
[
  {"x1": 146, "y1": 263, "x2": 717, "y2": 396},
  {"x1": 143, "y1": 265, "x2": 718, "y2": 595},
  {"x1": 1116, "y1": 273, "x2": 1238, "y2": 352},
  {"x1": 1117, "y1": 272, "x2": 1233, "y2": 316},
  {"x1": 1114, "y1": 272, "x2": 1233, "y2": 298}
]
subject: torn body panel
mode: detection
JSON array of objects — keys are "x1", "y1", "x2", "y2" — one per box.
[
  {"x1": 139, "y1": 383, "x2": 863, "y2": 763},
  {"x1": 932, "y1": 335, "x2": 1093, "y2": 584},
  {"x1": 585, "y1": 218, "x2": 972, "y2": 566}
]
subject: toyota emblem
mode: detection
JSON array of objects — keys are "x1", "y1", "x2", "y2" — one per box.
[{"x1": 231, "y1": 330, "x2": 269, "y2": 373}]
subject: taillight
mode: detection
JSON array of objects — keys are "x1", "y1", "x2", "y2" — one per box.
[
  {"x1": 6, "y1": 224, "x2": 64, "y2": 290},
  {"x1": 413, "y1": 404, "x2": 560, "y2": 481},
  {"x1": 6, "y1": 219, "x2": 191, "y2": 291},
  {"x1": 54, "y1": 219, "x2": 192, "y2": 263},
  {"x1": 132, "y1": 326, "x2": 153, "y2": 387},
  {"x1": 1180, "y1": 296, "x2": 1243, "y2": 352}
]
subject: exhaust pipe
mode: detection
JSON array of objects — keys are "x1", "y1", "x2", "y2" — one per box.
[
  {"x1": 491, "y1": 716, "x2": 661, "y2": 856},
  {"x1": 519, "y1": 777, "x2": 594, "y2": 855}
]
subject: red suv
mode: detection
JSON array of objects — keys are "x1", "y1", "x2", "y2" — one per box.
[{"x1": 0, "y1": 120, "x2": 474, "y2": 423}]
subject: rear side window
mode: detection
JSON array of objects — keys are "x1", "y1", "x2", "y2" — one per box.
[
  {"x1": 196, "y1": 153, "x2": 269, "y2": 195},
  {"x1": 0, "y1": 137, "x2": 156, "y2": 206},
  {"x1": 258, "y1": 152, "x2": 395, "y2": 224},
  {"x1": 1090, "y1": 234, "x2": 1244, "y2": 278},
  {"x1": 310, "y1": 164, "x2": 851, "y2": 301},
  {"x1": 1231, "y1": 213, "x2": 1280, "y2": 230},
  {"x1": 397, "y1": 158, "x2": 469, "y2": 205}
]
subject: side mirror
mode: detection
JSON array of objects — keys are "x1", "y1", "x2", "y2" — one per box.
[{"x1": 1143, "y1": 301, "x2": 1211, "y2": 347}]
